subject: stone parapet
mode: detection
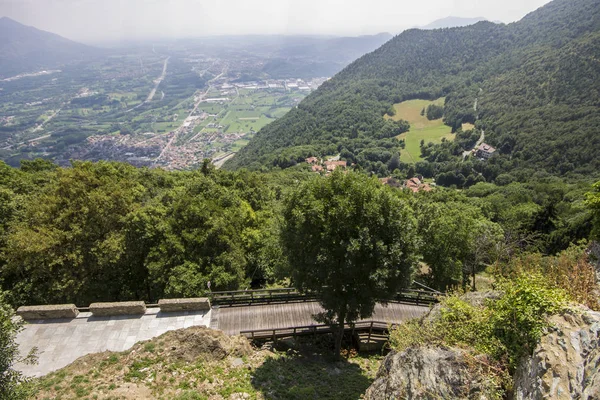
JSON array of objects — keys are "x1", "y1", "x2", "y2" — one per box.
[
  {"x1": 89, "y1": 301, "x2": 146, "y2": 317},
  {"x1": 158, "y1": 298, "x2": 211, "y2": 312},
  {"x1": 17, "y1": 304, "x2": 79, "y2": 320}
]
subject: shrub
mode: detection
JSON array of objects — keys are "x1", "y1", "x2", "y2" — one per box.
[
  {"x1": 389, "y1": 273, "x2": 569, "y2": 393},
  {"x1": 497, "y1": 243, "x2": 598, "y2": 310}
]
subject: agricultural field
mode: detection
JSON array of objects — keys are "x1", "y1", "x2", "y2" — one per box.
[
  {"x1": 0, "y1": 41, "x2": 323, "y2": 169},
  {"x1": 385, "y1": 98, "x2": 455, "y2": 163}
]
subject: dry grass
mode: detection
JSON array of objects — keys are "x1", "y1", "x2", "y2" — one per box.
[
  {"x1": 495, "y1": 244, "x2": 599, "y2": 311},
  {"x1": 32, "y1": 327, "x2": 382, "y2": 400}
]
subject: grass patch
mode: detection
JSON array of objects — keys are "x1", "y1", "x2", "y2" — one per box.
[
  {"x1": 385, "y1": 98, "x2": 454, "y2": 163},
  {"x1": 252, "y1": 351, "x2": 380, "y2": 400}
]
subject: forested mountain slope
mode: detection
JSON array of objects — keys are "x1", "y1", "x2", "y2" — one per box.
[
  {"x1": 0, "y1": 17, "x2": 98, "y2": 78},
  {"x1": 226, "y1": 0, "x2": 600, "y2": 183}
]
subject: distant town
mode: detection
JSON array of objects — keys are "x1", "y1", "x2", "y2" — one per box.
[{"x1": 0, "y1": 41, "x2": 329, "y2": 170}]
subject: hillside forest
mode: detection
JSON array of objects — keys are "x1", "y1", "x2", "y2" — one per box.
[
  {"x1": 226, "y1": 0, "x2": 600, "y2": 189},
  {"x1": 0, "y1": 159, "x2": 598, "y2": 308}
]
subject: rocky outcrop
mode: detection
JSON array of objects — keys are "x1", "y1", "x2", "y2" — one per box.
[
  {"x1": 364, "y1": 347, "x2": 498, "y2": 400},
  {"x1": 513, "y1": 307, "x2": 600, "y2": 400},
  {"x1": 365, "y1": 297, "x2": 600, "y2": 399}
]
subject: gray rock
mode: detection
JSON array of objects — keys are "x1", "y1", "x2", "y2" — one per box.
[
  {"x1": 364, "y1": 347, "x2": 496, "y2": 400},
  {"x1": 365, "y1": 292, "x2": 600, "y2": 400},
  {"x1": 158, "y1": 297, "x2": 211, "y2": 312},
  {"x1": 89, "y1": 301, "x2": 146, "y2": 316},
  {"x1": 513, "y1": 306, "x2": 600, "y2": 400},
  {"x1": 231, "y1": 357, "x2": 244, "y2": 367}
]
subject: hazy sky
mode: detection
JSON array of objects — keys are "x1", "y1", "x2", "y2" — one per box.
[{"x1": 1, "y1": 0, "x2": 553, "y2": 44}]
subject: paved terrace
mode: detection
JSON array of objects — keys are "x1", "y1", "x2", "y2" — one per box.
[
  {"x1": 16, "y1": 308, "x2": 211, "y2": 377},
  {"x1": 16, "y1": 300, "x2": 430, "y2": 377}
]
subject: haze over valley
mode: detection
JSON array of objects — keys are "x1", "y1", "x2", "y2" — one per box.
[{"x1": 2, "y1": 1, "x2": 600, "y2": 399}]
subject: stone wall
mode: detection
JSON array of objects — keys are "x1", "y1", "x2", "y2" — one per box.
[
  {"x1": 158, "y1": 298, "x2": 211, "y2": 312},
  {"x1": 17, "y1": 304, "x2": 79, "y2": 320},
  {"x1": 89, "y1": 301, "x2": 147, "y2": 317}
]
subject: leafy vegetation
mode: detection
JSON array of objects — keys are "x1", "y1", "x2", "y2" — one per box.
[
  {"x1": 0, "y1": 160, "x2": 596, "y2": 306},
  {"x1": 0, "y1": 160, "x2": 289, "y2": 306},
  {"x1": 390, "y1": 273, "x2": 570, "y2": 396},
  {"x1": 587, "y1": 181, "x2": 600, "y2": 240},
  {"x1": 0, "y1": 293, "x2": 36, "y2": 399}
]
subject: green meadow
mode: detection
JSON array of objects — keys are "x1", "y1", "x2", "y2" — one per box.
[{"x1": 385, "y1": 98, "x2": 454, "y2": 163}]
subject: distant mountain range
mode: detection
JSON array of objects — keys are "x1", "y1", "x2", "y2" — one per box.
[
  {"x1": 0, "y1": 17, "x2": 99, "y2": 78},
  {"x1": 419, "y1": 16, "x2": 490, "y2": 29},
  {"x1": 261, "y1": 33, "x2": 394, "y2": 78}
]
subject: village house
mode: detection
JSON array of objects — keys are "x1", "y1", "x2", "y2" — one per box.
[
  {"x1": 476, "y1": 143, "x2": 496, "y2": 159},
  {"x1": 305, "y1": 157, "x2": 319, "y2": 164},
  {"x1": 312, "y1": 165, "x2": 324, "y2": 172},
  {"x1": 404, "y1": 177, "x2": 432, "y2": 193},
  {"x1": 324, "y1": 160, "x2": 347, "y2": 172}
]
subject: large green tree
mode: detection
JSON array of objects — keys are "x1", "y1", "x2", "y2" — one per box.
[{"x1": 281, "y1": 171, "x2": 419, "y2": 357}]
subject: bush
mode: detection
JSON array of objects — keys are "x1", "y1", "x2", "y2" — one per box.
[
  {"x1": 497, "y1": 243, "x2": 599, "y2": 310},
  {"x1": 0, "y1": 293, "x2": 37, "y2": 399}
]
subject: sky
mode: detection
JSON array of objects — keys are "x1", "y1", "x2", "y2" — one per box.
[{"x1": 0, "y1": 0, "x2": 553, "y2": 44}]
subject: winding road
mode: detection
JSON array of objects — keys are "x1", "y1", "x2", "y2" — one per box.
[{"x1": 462, "y1": 90, "x2": 485, "y2": 159}]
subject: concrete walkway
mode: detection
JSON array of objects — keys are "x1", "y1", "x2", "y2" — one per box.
[{"x1": 16, "y1": 308, "x2": 211, "y2": 377}]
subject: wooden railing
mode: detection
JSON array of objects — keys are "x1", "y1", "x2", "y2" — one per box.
[
  {"x1": 392, "y1": 289, "x2": 438, "y2": 306},
  {"x1": 240, "y1": 320, "x2": 399, "y2": 341},
  {"x1": 210, "y1": 288, "x2": 440, "y2": 307},
  {"x1": 209, "y1": 287, "x2": 316, "y2": 306}
]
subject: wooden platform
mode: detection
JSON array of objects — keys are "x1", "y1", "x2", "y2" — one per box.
[{"x1": 210, "y1": 301, "x2": 429, "y2": 335}]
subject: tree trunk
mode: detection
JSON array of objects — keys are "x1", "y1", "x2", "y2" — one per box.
[{"x1": 334, "y1": 310, "x2": 345, "y2": 359}]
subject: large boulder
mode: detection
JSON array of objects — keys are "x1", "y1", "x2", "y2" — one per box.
[
  {"x1": 364, "y1": 346, "x2": 498, "y2": 400},
  {"x1": 513, "y1": 307, "x2": 600, "y2": 400}
]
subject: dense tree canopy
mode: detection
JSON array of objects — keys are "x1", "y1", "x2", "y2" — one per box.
[
  {"x1": 587, "y1": 181, "x2": 600, "y2": 240},
  {"x1": 416, "y1": 198, "x2": 503, "y2": 290},
  {"x1": 0, "y1": 160, "x2": 595, "y2": 306},
  {"x1": 0, "y1": 161, "x2": 284, "y2": 306}
]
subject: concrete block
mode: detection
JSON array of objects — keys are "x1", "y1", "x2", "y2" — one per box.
[
  {"x1": 89, "y1": 301, "x2": 146, "y2": 317},
  {"x1": 158, "y1": 298, "x2": 211, "y2": 312},
  {"x1": 17, "y1": 304, "x2": 79, "y2": 320}
]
